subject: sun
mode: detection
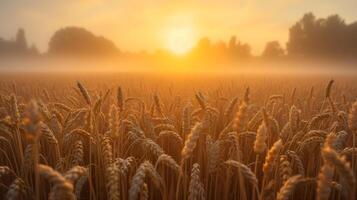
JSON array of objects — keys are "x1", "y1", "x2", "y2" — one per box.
[{"x1": 165, "y1": 25, "x2": 196, "y2": 55}]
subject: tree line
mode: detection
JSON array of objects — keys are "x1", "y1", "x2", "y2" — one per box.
[
  {"x1": 0, "y1": 28, "x2": 39, "y2": 57},
  {"x1": 1, "y1": 12, "x2": 357, "y2": 60}
]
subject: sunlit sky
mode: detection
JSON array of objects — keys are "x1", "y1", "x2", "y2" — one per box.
[{"x1": 0, "y1": 0, "x2": 356, "y2": 54}]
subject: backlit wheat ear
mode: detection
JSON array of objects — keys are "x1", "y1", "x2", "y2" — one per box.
[
  {"x1": 54, "y1": 103, "x2": 72, "y2": 112},
  {"x1": 155, "y1": 154, "x2": 180, "y2": 173},
  {"x1": 55, "y1": 158, "x2": 65, "y2": 172},
  {"x1": 195, "y1": 92, "x2": 206, "y2": 109},
  {"x1": 117, "y1": 86, "x2": 124, "y2": 111},
  {"x1": 10, "y1": 93, "x2": 20, "y2": 124},
  {"x1": 207, "y1": 138, "x2": 221, "y2": 173},
  {"x1": 140, "y1": 183, "x2": 149, "y2": 200},
  {"x1": 348, "y1": 100, "x2": 357, "y2": 131},
  {"x1": 154, "y1": 123, "x2": 176, "y2": 134},
  {"x1": 85, "y1": 109, "x2": 94, "y2": 133},
  {"x1": 93, "y1": 97, "x2": 102, "y2": 113},
  {"x1": 298, "y1": 136, "x2": 324, "y2": 153},
  {"x1": 307, "y1": 113, "x2": 331, "y2": 130},
  {"x1": 38, "y1": 164, "x2": 75, "y2": 200},
  {"x1": 280, "y1": 122, "x2": 292, "y2": 142},
  {"x1": 24, "y1": 144, "x2": 35, "y2": 168},
  {"x1": 101, "y1": 136, "x2": 121, "y2": 200},
  {"x1": 224, "y1": 160, "x2": 258, "y2": 186},
  {"x1": 158, "y1": 130, "x2": 183, "y2": 146},
  {"x1": 75, "y1": 175, "x2": 87, "y2": 199},
  {"x1": 181, "y1": 122, "x2": 206, "y2": 161},
  {"x1": 322, "y1": 147, "x2": 355, "y2": 198},
  {"x1": 317, "y1": 163, "x2": 334, "y2": 200},
  {"x1": 269, "y1": 94, "x2": 284, "y2": 101},
  {"x1": 109, "y1": 104, "x2": 119, "y2": 137},
  {"x1": 129, "y1": 161, "x2": 164, "y2": 200},
  {"x1": 325, "y1": 79, "x2": 334, "y2": 98},
  {"x1": 106, "y1": 163, "x2": 120, "y2": 200},
  {"x1": 42, "y1": 89, "x2": 51, "y2": 101},
  {"x1": 263, "y1": 139, "x2": 283, "y2": 174},
  {"x1": 40, "y1": 123, "x2": 60, "y2": 150},
  {"x1": 143, "y1": 138, "x2": 164, "y2": 159},
  {"x1": 77, "y1": 81, "x2": 91, "y2": 105},
  {"x1": 244, "y1": 87, "x2": 250, "y2": 104},
  {"x1": 101, "y1": 136, "x2": 113, "y2": 169},
  {"x1": 276, "y1": 175, "x2": 303, "y2": 200},
  {"x1": 279, "y1": 155, "x2": 292, "y2": 184},
  {"x1": 286, "y1": 150, "x2": 305, "y2": 176},
  {"x1": 337, "y1": 111, "x2": 348, "y2": 129},
  {"x1": 289, "y1": 105, "x2": 300, "y2": 133},
  {"x1": 37, "y1": 101, "x2": 51, "y2": 121},
  {"x1": 247, "y1": 110, "x2": 262, "y2": 131},
  {"x1": 330, "y1": 131, "x2": 348, "y2": 151},
  {"x1": 153, "y1": 93, "x2": 164, "y2": 117},
  {"x1": 254, "y1": 122, "x2": 267, "y2": 154},
  {"x1": 181, "y1": 112, "x2": 210, "y2": 161},
  {"x1": 64, "y1": 128, "x2": 91, "y2": 146},
  {"x1": 182, "y1": 103, "x2": 192, "y2": 135},
  {"x1": 341, "y1": 147, "x2": 357, "y2": 155},
  {"x1": 224, "y1": 97, "x2": 238, "y2": 122},
  {"x1": 70, "y1": 140, "x2": 84, "y2": 166},
  {"x1": 64, "y1": 166, "x2": 87, "y2": 184},
  {"x1": 233, "y1": 101, "x2": 248, "y2": 132},
  {"x1": 113, "y1": 156, "x2": 136, "y2": 176},
  {"x1": 0, "y1": 166, "x2": 12, "y2": 178},
  {"x1": 5, "y1": 177, "x2": 26, "y2": 200},
  {"x1": 188, "y1": 163, "x2": 205, "y2": 200}
]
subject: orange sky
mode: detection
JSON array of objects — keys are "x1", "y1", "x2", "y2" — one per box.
[{"x1": 0, "y1": 0, "x2": 356, "y2": 55}]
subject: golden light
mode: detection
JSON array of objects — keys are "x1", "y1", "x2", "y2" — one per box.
[{"x1": 165, "y1": 25, "x2": 196, "y2": 55}]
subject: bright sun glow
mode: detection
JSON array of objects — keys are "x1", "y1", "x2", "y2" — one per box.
[{"x1": 165, "y1": 25, "x2": 196, "y2": 55}]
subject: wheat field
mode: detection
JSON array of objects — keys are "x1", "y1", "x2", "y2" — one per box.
[{"x1": 0, "y1": 73, "x2": 356, "y2": 200}]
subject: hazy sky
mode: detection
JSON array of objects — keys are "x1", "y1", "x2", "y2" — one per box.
[{"x1": 0, "y1": 0, "x2": 356, "y2": 54}]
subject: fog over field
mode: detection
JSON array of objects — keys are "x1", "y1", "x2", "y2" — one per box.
[{"x1": 2, "y1": 1, "x2": 357, "y2": 200}]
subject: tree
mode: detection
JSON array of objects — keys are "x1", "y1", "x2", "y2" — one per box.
[
  {"x1": 287, "y1": 12, "x2": 357, "y2": 58},
  {"x1": 262, "y1": 41, "x2": 284, "y2": 58},
  {"x1": 287, "y1": 12, "x2": 316, "y2": 56},
  {"x1": 228, "y1": 36, "x2": 237, "y2": 51},
  {"x1": 48, "y1": 27, "x2": 119, "y2": 56},
  {"x1": 16, "y1": 28, "x2": 27, "y2": 51},
  {"x1": 0, "y1": 28, "x2": 39, "y2": 57},
  {"x1": 227, "y1": 36, "x2": 251, "y2": 59},
  {"x1": 29, "y1": 44, "x2": 39, "y2": 56}
]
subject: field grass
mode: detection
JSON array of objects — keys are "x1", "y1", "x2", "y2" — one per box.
[{"x1": 0, "y1": 71, "x2": 356, "y2": 200}]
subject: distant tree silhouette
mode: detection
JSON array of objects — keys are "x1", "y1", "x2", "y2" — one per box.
[
  {"x1": 195, "y1": 37, "x2": 211, "y2": 55},
  {"x1": 48, "y1": 27, "x2": 119, "y2": 56},
  {"x1": 262, "y1": 41, "x2": 284, "y2": 58},
  {"x1": 347, "y1": 22, "x2": 357, "y2": 54},
  {"x1": 227, "y1": 36, "x2": 251, "y2": 59},
  {"x1": 16, "y1": 28, "x2": 27, "y2": 52},
  {"x1": 0, "y1": 28, "x2": 38, "y2": 57},
  {"x1": 191, "y1": 36, "x2": 251, "y2": 61},
  {"x1": 28, "y1": 44, "x2": 39, "y2": 55},
  {"x1": 287, "y1": 12, "x2": 357, "y2": 58}
]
